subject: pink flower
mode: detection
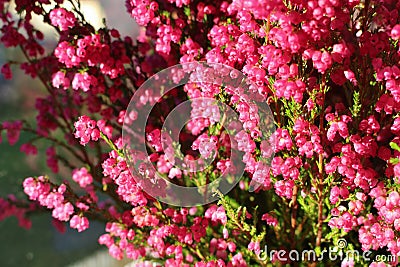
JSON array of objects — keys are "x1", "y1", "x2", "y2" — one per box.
[
  {"x1": 20, "y1": 143, "x2": 38, "y2": 155},
  {"x1": 391, "y1": 117, "x2": 400, "y2": 134},
  {"x1": 394, "y1": 164, "x2": 400, "y2": 180},
  {"x1": 168, "y1": 167, "x2": 182, "y2": 179},
  {"x1": 197, "y1": 135, "x2": 218, "y2": 159},
  {"x1": 274, "y1": 179, "x2": 295, "y2": 199},
  {"x1": 97, "y1": 120, "x2": 113, "y2": 139},
  {"x1": 72, "y1": 72, "x2": 97, "y2": 92},
  {"x1": 212, "y1": 206, "x2": 227, "y2": 225},
  {"x1": 261, "y1": 213, "x2": 278, "y2": 226},
  {"x1": 109, "y1": 244, "x2": 124, "y2": 260},
  {"x1": 72, "y1": 167, "x2": 93, "y2": 188},
  {"x1": 330, "y1": 186, "x2": 340, "y2": 204},
  {"x1": 52, "y1": 71, "x2": 70, "y2": 89},
  {"x1": 23, "y1": 176, "x2": 50, "y2": 201},
  {"x1": 250, "y1": 162, "x2": 271, "y2": 190},
  {"x1": 235, "y1": 130, "x2": 256, "y2": 153},
  {"x1": 1, "y1": 63, "x2": 12, "y2": 79},
  {"x1": 54, "y1": 41, "x2": 81, "y2": 67},
  {"x1": 2, "y1": 121, "x2": 22, "y2": 145},
  {"x1": 128, "y1": 0, "x2": 158, "y2": 26},
  {"x1": 49, "y1": 8, "x2": 76, "y2": 31},
  {"x1": 74, "y1": 115, "x2": 100, "y2": 145},
  {"x1": 52, "y1": 202, "x2": 74, "y2": 221},
  {"x1": 191, "y1": 98, "x2": 221, "y2": 125},
  {"x1": 247, "y1": 241, "x2": 261, "y2": 255},
  {"x1": 271, "y1": 128, "x2": 293, "y2": 152},
  {"x1": 391, "y1": 24, "x2": 400, "y2": 40},
  {"x1": 70, "y1": 215, "x2": 89, "y2": 232},
  {"x1": 344, "y1": 70, "x2": 357, "y2": 86}
]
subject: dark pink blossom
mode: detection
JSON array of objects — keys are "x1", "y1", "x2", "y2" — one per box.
[{"x1": 49, "y1": 8, "x2": 76, "y2": 31}]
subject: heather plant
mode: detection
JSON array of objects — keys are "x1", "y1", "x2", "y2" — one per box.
[{"x1": 1, "y1": 0, "x2": 400, "y2": 266}]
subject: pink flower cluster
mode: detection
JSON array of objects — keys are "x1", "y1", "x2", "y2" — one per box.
[
  {"x1": 2, "y1": 0, "x2": 400, "y2": 266},
  {"x1": 102, "y1": 148, "x2": 148, "y2": 206},
  {"x1": 49, "y1": 8, "x2": 76, "y2": 31},
  {"x1": 54, "y1": 34, "x2": 129, "y2": 79},
  {"x1": 1, "y1": 121, "x2": 22, "y2": 145},
  {"x1": 127, "y1": 0, "x2": 158, "y2": 26},
  {"x1": 1, "y1": 63, "x2": 12, "y2": 79},
  {"x1": 0, "y1": 196, "x2": 32, "y2": 229},
  {"x1": 192, "y1": 134, "x2": 218, "y2": 159},
  {"x1": 355, "y1": 190, "x2": 400, "y2": 255},
  {"x1": 156, "y1": 25, "x2": 182, "y2": 55},
  {"x1": 23, "y1": 175, "x2": 93, "y2": 233},
  {"x1": 72, "y1": 167, "x2": 93, "y2": 188},
  {"x1": 20, "y1": 143, "x2": 38, "y2": 155},
  {"x1": 52, "y1": 71, "x2": 70, "y2": 89},
  {"x1": 74, "y1": 115, "x2": 100, "y2": 145},
  {"x1": 23, "y1": 177, "x2": 74, "y2": 221}
]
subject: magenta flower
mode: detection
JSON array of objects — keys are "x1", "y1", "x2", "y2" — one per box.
[{"x1": 49, "y1": 8, "x2": 76, "y2": 31}]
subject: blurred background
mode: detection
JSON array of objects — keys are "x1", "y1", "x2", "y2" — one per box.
[{"x1": 0, "y1": 1, "x2": 138, "y2": 266}]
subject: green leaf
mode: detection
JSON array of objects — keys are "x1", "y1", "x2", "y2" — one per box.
[
  {"x1": 324, "y1": 228, "x2": 339, "y2": 241},
  {"x1": 390, "y1": 158, "x2": 400, "y2": 165},
  {"x1": 314, "y1": 246, "x2": 321, "y2": 257},
  {"x1": 350, "y1": 91, "x2": 361, "y2": 117},
  {"x1": 183, "y1": 7, "x2": 191, "y2": 17},
  {"x1": 390, "y1": 142, "x2": 400, "y2": 152},
  {"x1": 241, "y1": 206, "x2": 247, "y2": 222},
  {"x1": 250, "y1": 225, "x2": 257, "y2": 236}
]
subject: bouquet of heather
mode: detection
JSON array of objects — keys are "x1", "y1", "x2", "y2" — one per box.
[{"x1": 1, "y1": 0, "x2": 400, "y2": 266}]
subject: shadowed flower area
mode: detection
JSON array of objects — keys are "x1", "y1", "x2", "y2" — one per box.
[{"x1": 0, "y1": 0, "x2": 136, "y2": 266}]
